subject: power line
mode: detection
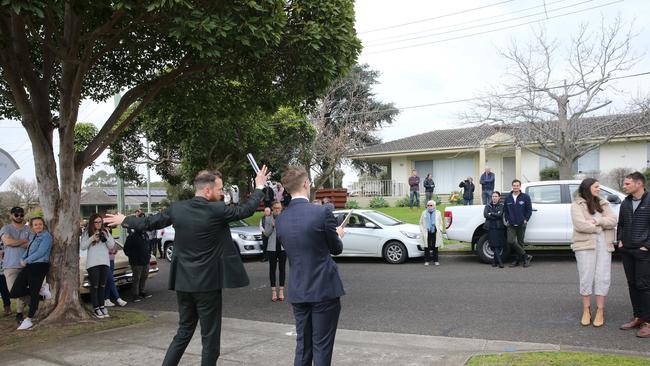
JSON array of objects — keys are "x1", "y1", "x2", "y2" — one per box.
[
  {"x1": 365, "y1": 0, "x2": 624, "y2": 55},
  {"x1": 305, "y1": 70, "x2": 650, "y2": 120},
  {"x1": 364, "y1": 0, "x2": 600, "y2": 48},
  {"x1": 358, "y1": 0, "x2": 516, "y2": 34},
  {"x1": 362, "y1": 0, "x2": 573, "y2": 44}
]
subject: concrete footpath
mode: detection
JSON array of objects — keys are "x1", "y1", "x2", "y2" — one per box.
[{"x1": 0, "y1": 310, "x2": 629, "y2": 366}]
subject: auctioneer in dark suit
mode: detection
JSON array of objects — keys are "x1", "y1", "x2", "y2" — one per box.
[
  {"x1": 275, "y1": 197, "x2": 344, "y2": 366},
  {"x1": 122, "y1": 189, "x2": 263, "y2": 366}
]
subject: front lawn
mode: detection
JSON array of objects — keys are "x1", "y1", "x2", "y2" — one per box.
[{"x1": 466, "y1": 351, "x2": 650, "y2": 366}]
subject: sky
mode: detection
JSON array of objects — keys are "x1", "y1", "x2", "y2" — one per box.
[{"x1": 1, "y1": 0, "x2": 650, "y2": 190}]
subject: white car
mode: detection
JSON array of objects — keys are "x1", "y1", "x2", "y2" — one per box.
[
  {"x1": 444, "y1": 180, "x2": 625, "y2": 263},
  {"x1": 159, "y1": 220, "x2": 263, "y2": 262},
  {"x1": 332, "y1": 210, "x2": 424, "y2": 264}
]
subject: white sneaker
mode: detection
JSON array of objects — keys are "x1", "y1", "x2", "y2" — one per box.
[
  {"x1": 424, "y1": 262, "x2": 430, "y2": 266},
  {"x1": 17, "y1": 318, "x2": 33, "y2": 330},
  {"x1": 434, "y1": 262, "x2": 440, "y2": 266},
  {"x1": 94, "y1": 308, "x2": 106, "y2": 319},
  {"x1": 39, "y1": 283, "x2": 52, "y2": 300},
  {"x1": 116, "y1": 298, "x2": 127, "y2": 307},
  {"x1": 104, "y1": 299, "x2": 115, "y2": 307},
  {"x1": 100, "y1": 307, "x2": 110, "y2": 318}
]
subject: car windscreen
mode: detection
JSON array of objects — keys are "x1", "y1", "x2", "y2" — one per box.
[{"x1": 361, "y1": 211, "x2": 403, "y2": 226}]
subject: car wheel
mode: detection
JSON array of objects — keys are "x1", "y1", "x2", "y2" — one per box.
[
  {"x1": 476, "y1": 233, "x2": 510, "y2": 264},
  {"x1": 164, "y1": 242, "x2": 174, "y2": 262},
  {"x1": 383, "y1": 241, "x2": 407, "y2": 264}
]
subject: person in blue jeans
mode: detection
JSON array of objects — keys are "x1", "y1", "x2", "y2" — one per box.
[
  {"x1": 480, "y1": 167, "x2": 496, "y2": 205},
  {"x1": 408, "y1": 170, "x2": 421, "y2": 208},
  {"x1": 104, "y1": 244, "x2": 127, "y2": 307}
]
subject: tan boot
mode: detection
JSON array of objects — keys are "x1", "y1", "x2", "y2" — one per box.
[
  {"x1": 593, "y1": 307, "x2": 605, "y2": 327},
  {"x1": 581, "y1": 307, "x2": 591, "y2": 326}
]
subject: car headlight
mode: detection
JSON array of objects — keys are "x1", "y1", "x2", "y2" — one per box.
[
  {"x1": 400, "y1": 231, "x2": 420, "y2": 239},
  {"x1": 238, "y1": 233, "x2": 256, "y2": 241}
]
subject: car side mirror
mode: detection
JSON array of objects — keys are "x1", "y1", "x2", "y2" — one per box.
[
  {"x1": 365, "y1": 222, "x2": 377, "y2": 229},
  {"x1": 607, "y1": 194, "x2": 621, "y2": 204}
]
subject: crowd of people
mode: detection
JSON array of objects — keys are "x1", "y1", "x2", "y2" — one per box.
[{"x1": 2, "y1": 163, "x2": 650, "y2": 365}]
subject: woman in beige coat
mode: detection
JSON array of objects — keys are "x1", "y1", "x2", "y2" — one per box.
[
  {"x1": 571, "y1": 178, "x2": 617, "y2": 327},
  {"x1": 419, "y1": 200, "x2": 445, "y2": 266}
]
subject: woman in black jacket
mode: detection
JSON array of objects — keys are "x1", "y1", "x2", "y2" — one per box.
[{"x1": 484, "y1": 191, "x2": 506, "y2": 268}]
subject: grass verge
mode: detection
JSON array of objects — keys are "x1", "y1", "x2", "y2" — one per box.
[
  {"x1": 0, "y1": 306, "x2": 148, "y2": 351},
  {"x1": 466, "y1": 351, "x2": 650, "y2": 366}
]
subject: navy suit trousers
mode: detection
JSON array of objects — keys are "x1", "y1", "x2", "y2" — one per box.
[{"x1": 292, "y1": 298, "x2": 341, "y2": 366}]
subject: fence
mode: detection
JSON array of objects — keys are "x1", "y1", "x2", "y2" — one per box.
[{"x1": 348, "y1": 180, "x2": 409, "y2": 197}]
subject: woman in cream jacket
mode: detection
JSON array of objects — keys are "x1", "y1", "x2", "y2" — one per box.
[
  {"x1": 571, "y1": 178, "x2": 617, "y2": 327},
  {"x1": 419, "y1": 200, "x2": 445, "y2": 266}
]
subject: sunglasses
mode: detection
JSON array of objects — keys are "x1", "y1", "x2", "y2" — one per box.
[
  {"x1": 13, "y1": 213, "x2": 24, "y2": 217},
  {"x1": 427, "y1": 205, "x2": 434, "y2": 207},
  {"x1": 94, "y1": 220, "x2": 103, "y2": 224}
]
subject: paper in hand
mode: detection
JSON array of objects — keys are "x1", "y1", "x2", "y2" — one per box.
[
  {"x1": 340, "y1": 210, "x2": 354, "y2": 228},
  {"x1": 246, "y1": 153, "x2": 260, "y2": 173}
]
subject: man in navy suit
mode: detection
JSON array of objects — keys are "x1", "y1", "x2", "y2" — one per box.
[{"x1": 275, "y1": 166, "x2": 345, "y2": 366}]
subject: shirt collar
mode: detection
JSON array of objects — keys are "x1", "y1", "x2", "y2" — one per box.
[{"x1": 291, "y1": 195, "x2": 309, "y2": 201}]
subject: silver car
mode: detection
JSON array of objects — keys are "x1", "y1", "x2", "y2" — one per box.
[
  {"x1": 332, "y1": 210, "x2": 424, "y2": 264},
  {"x1": 159, "y1": 220, "x2": 263, "y2": 262}
]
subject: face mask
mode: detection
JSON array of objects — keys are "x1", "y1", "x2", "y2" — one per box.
[{"x1": 427, "y1": 208, "x2": 435, "y2": 213}]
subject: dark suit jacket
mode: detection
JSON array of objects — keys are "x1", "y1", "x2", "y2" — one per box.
[
  {"x1": 275, "y1": 198, "x2": 345, "y2": 303},
  {"x1": 123, "y1": 189, "x2": 264, "y2": 292}
]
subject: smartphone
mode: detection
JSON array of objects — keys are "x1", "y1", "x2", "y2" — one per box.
[{"x1": 246, "y1": 153, "x2": 261, "y2": 173}]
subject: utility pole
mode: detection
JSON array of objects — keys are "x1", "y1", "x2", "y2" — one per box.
[
  {"x1": 114, "y1": 93, "x2": 126, "y2": 244},
  {"x1": 146, "y1": 139, "x2": 152, "y2": 214}
]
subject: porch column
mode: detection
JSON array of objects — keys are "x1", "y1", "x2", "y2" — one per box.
[
  {"x1": 515, "y1": 147, "x2": 522, "y2": 179},
  {"x1": 478, "y1": 146, "x2": 486, "y2": 173}
]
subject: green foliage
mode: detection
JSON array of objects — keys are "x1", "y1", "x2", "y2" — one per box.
[
  {"x1": 84, "y1": 170, "x2": 117, "y2": 187},
  {"x1": 394, "y1": 196, "x2": 411, "y2": 207},
  {"x1": 448, "y1": 191, "x2": 464, "y2": 205},
  {"x1": 540, "y1": 166, "x2": 560, "y2": 181},
  {"x1": 369, "y1": 196, "x2": 389, "y2": 208},
  {"x1": 74, "y1": 123, "x2": 98, "y2": 153},
  {"x1": 345, "y1": 200, "x2": 359, "y2": 209}
]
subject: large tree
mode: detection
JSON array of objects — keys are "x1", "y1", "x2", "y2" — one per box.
[
  {"x1": 310, "y1": 64, "x2": 398, "y2": 188},
  {"x1": 0, "y1": 1, "x2": 360, "y2": 323},
  {"x1": 466, "y1": 18, "x2": 649, "y2": 179}
]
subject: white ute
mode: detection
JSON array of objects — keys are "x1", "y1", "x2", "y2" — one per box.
[{"x1": 443, "y1": 180, "x2": 625, "y2": 263}]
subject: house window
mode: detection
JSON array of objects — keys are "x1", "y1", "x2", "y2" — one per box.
[
  {"x1": 574, "y1": 147, "x2": 600, "y2": 173},
  {"x1": 539, "y1": 154, "x2": 556, "y2": 171}
]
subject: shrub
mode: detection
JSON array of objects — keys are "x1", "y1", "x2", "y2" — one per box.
[
  {"x1": 540, "y1": 166, "x2": 560, "y2": 181},
  {"x1": 448, "y1": 191, "x2": 464, "y2": 205},
  {"x1": 394, "y1": 196, "x2": 411, "y2": 207},
  {"x1": 369, "y1": 196, "x2": 389, "y2": 208},
  {"x1": 345, "y1": 200, "x2": 360, "y2": 209}
]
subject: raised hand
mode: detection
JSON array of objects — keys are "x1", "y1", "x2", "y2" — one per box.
[
  {"x1": 255, "y1": 165, "x2": 271, "y2": 188},
  {"x1": 104, "y1": 213, "x2": 126, "y2": 227}
]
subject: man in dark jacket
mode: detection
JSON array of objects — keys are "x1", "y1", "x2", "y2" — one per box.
[
  {"x1": 123, "y1": 227, "x2": 151, "y2": 302},
  {"x1": 408, "y1": 169, "x2": 420, "y2": 209},
  {"x1": 504, "y1": 179, "x2": 533, "y2": 268},
  {"x1": 276, "y1": 166, "x2": 345, "y2": 366},
  {"x1": 105, "y1": 166, "x2": 269, "y2": 366},
  {"x1": 617, "y1": 171, "x2": 650, "y2": 337},
  {"x1": 479, "y1": 167, "x2": 496, "y2": 205}
]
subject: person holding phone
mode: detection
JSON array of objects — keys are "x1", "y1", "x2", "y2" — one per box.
[
  {"x1": 264, "y1": 201, "x2": 286, "y2": 302},
  {"x1": 80, "y1": 214, "x2": 115, "y2": 319}
]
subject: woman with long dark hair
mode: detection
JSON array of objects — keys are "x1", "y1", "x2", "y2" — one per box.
[
  {"x1": 484, "y1": 191, "x2": 506, "y2": 268},
  {"x1": 571, "y1": 178, "x2": 617, "y2": 327},
  {"x1": 16, "y1": 217, "x2": 51, "y2": 330},
  {"x1": 80, "y1": 214, "x2": 115, "y2": 319}
]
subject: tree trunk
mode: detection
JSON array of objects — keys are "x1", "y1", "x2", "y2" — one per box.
[
  {"x1": 558, "y1": 160, "x2": 574, "y2": 180},
  {"x1": 27, "y1": 116, "x2": 88, "y2": 323}
]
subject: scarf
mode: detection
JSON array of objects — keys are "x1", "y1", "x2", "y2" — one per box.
[{"x1": 425, "y1": 209, "x2": 436, "y2": 233}]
